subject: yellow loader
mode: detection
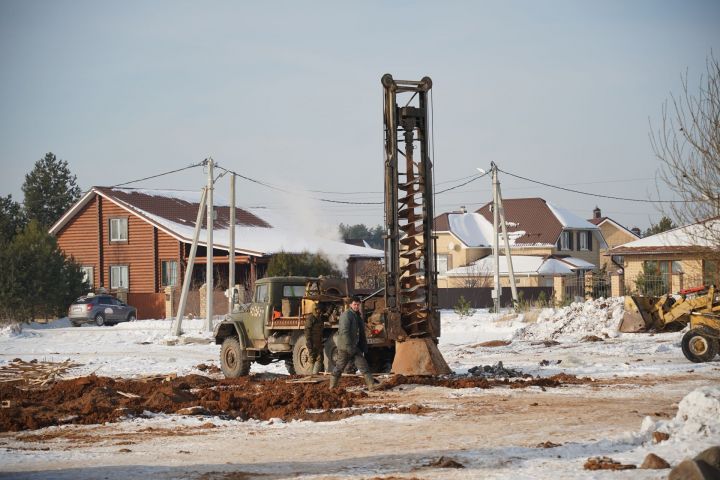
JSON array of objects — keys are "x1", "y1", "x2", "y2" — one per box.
[{"x1": 620, "y1": 285, "x2": 720, "y2": 333}]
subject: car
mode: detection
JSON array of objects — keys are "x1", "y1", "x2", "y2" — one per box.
[{"x1": 68, "y1": 294, "x2": 137, "y2": 327}]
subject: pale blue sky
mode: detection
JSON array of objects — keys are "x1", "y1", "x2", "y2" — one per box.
[{"x1": 1, "y1": 1, "x2": 719, "y2": 232}]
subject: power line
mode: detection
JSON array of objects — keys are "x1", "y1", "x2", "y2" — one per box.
[
  {"x1": 112, "y1": 161, "x2": 206, "y2": 188},
  {"x1": 497, "y1": 167, "x2": 689, "y2": 204}
]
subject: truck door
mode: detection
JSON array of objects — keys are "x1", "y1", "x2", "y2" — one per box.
[{"x1": 243, "y1": 283, "x2": 270, "y2": 342}]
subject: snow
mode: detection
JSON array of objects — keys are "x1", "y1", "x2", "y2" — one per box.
[
  {"x1": 513, "y1": 297, "x2": 625, "y2": 342},
  {"x1": 2, "y1": 298, "x2": 720, "y2": 479},
  {"x1": 446, "y1": 212, "x2": 494, "y2": 247},
  {"x1": 617, "y1": 218, "x2": 720, "y2": 248},
  {"x1": 546, "y1": 202, "x2": 599, "y2": 230},
  {"x1": 445, "y1": 254, "x2": 596, "y2": 276}
]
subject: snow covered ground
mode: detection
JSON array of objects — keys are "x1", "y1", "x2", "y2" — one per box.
[{"x1": 1, "y1": 299, "x2": 719, "y2": 479}]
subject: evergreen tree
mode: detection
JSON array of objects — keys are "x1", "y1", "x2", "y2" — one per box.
[
  {"x1": 266, "y1": 251, "x2": 343, "y2": 278},
  {"x1": 0, "y1": 220, "x2": 87, "y2": 323},
  {"x1": 338, "y1": 223, "x2": 383, "y2": 249},
  {"x1": 643, "y1": 216, "x2": 677, "y2": 237},
  {"x1": 22, "y1": 152, "x2": 82, "y2": 228},
  {"x1": 0, "y1": 194, "x2": 26, "y2": 244}
]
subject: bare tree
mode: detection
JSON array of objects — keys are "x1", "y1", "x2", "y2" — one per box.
[
  {"x1": 651, "y1": 53, "x2": 720, "y2": 251},
  {"x1": 460, "y1": 262, "x2": 493, "y2": 288}
]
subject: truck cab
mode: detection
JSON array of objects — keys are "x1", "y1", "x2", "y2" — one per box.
[{"x1": 213, "y1": 276, "x2": 393, "y2": 377}]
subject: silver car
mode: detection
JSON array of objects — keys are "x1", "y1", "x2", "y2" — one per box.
[{"x1": 68, "y1": 294, "x2": 137, "y2": 327}]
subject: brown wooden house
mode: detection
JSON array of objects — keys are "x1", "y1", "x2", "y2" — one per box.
[{"x1": 50, "y1": 187, "x2": 382, "y2": 319}]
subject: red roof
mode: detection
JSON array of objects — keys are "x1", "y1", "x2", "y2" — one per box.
[{"x1": 476, "y1": 198, "x2": 563, "y2": 246}]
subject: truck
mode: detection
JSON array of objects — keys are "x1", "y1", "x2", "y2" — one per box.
[{"x1": 213, "y1": 276, "x2": 395, "y2": 376}]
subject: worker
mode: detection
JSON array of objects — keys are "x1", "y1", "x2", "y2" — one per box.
[
  {"x1": 304, "y1": 304, "x2": 324, "y2": 375},
  {"x1": 329, "y1": 295, "x2": 375, "y2": 391}
]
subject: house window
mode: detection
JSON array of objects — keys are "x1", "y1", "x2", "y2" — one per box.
[
  {"x1": 110, "y1": 265, "x2": 129, "y2": 289},
  {"x1": 579, "y1": 231, "x2": 591, "y2": 251},
  {"x1": 436, "y1": 254, "x2": 450, "y2": 275},
  {"x1": 80, "y1": 266, "x2": 94, "y2": 288},
  {"x1": 161, "y1": 260, "x2": 178, "y2": 287},
  {"x1": 559, "y1": 231, "x2": 571, "y2": 251},
  {"x1": 109, "y1": 218, "x2": 128, "y2": 242}
]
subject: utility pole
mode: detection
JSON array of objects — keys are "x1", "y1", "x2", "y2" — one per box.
[
  {"x1": 228, "y1": 173, "x2": 236, "y2": 313},
  {"x1": 492, "y1": 163, "x2": 501, "y2": 314},
  {"x1": 497, "y1": 180, "x2": 519, "y2": 308},
  {"x1": 205, "y1": 158, "x2": 214, "y2": 332},
  {"x1": 171, "y1": 187, "x2": 208, "y2": 336}
]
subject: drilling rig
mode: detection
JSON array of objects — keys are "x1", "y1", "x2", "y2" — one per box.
[{"x1": 381, "y1": 74, "x2": 451, "y2": 375}]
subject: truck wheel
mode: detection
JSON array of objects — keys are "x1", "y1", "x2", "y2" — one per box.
[
  {"x1": 220, "y1": 337, "x2": 251, "y2": 377},
  {"x1": 682, "y1": 329, "x2": 719, "y2": 363},
  {"x1": 292, "y1": 335, "x2": 313, "y2": 375}
]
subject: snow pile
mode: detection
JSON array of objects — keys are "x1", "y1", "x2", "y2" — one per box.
[
  {"x1": 513, "y1": 297, "x2": 624, "y2": 341},
  {"x1": 641, "y1": 386, "x2": 720, "y2": 442},
  {"x1": 0, "y1": 323, "x2": 23, "y2": 338}
]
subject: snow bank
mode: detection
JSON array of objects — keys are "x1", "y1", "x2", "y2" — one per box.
[
  {"x1": 512, "y1": 297, "x2": 624, "y2": 341},
  {"x1": 641, "y1": 386, "x2": 720, "y2": 441},
  {"x1": 0, "y1": 323, "x2": 23, "y2": 338}
]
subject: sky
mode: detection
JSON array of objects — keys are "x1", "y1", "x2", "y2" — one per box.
[{"x1": 1, "y1": 0, "x2": 719, "y2": 234}]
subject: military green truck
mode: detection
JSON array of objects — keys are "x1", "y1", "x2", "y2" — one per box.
[{"x1": 213, "y1": 276, "x2": 394, "y2": 377}]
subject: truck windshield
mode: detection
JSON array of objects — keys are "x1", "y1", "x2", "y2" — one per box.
[
  {"x1": 255, "y1": 284, "x2": 269, "y2": 303},
  {"x1": 282, "y1": 285, "x2": 304, "y2": 297}
]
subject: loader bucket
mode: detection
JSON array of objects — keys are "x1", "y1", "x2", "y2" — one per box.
[
  {"x1": 619, "y1": 296, "x2": 659, "y2": 332},
  {"x1": 391, "y1": 337, "x2": 452, "y2": 375}
]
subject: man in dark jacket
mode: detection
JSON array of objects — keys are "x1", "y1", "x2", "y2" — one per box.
[
  {"x1": 329, "y1": 296, "x2": 374, "y2": 390},
  {"x1": 304, "y1": 305, "x2": 324, "y2": 375}
]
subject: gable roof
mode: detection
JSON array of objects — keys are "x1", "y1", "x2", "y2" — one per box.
[
  {"x1": 588, "y1": 216, "x2": 640, "y2": 239},
  {"x1": 50, "y1": 187, "x2": 383, "y2": 258},
  {"x1": 608, "y1": 218, "x2": 720, "y2": 255},
  {"x1": 475, "y1": 198, "x2": 600, "y2": 247}
]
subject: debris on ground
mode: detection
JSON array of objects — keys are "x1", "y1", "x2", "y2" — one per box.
[
  {"x1": 377, "y1": 373, "x2": 592, "y2": 391},
  {"x1": 468, "y1": 361, "x2": 525, "y2": 379},
  {"x1": 538, "y1": 359, "x2": 562, "y2": 366},
  {"x1": 468, "y1": 340, "x2": 512, "y2": 348},
  {"x1": 0, "y1": 359, "x2": 82, "y2": 386},
  {"x1": 581, "y1": 335, "x2": 605, "y2": 342},
  {"x1": 535, "y1": 441, "x2": 561, "y2": 448},
  {"x1": 583, "y1": 456, "x2": 636, "y2": 470},
  {"x1": 425, "y1": 456, "x2": 465, "y2": 468},
  {"x1": 640, "y1": 453, "x2": 671, "y2": 469},
  {"x1": 195, "y1": 363, "x2": 221, "y2": 374},
  {"x1": 653, "y1": 431, "x2": 671, "y2": 443}
]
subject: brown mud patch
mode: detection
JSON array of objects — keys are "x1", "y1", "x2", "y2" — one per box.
[
  {"x1": 0, "y1": 374, "x2": 362, "y2": 432},
  {"x1": 377, "y1": 373, "x2": 593, "y2": 390}
]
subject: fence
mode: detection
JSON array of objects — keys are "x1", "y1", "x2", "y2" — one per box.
[
  {"x1": 625, "y1": 274, "x2": 706, "y2": 297},
  {"x1": 438, "y1": 287, "x2": 554, "y2": 309}
]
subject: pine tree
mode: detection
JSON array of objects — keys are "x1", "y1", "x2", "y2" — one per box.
[
  {"x1": 22, "y1": 152, "x2": 82, "y2": 228},
  {"x1": 643, "y1": 216, "x2": 677, "y2": 237},
  {"x1": 0, "y1": 220, "x2": 87, "y2": 323},
  {"x1": 0, "y1": 194, "x2": 26, "y2": 244},
  {"x1": 266, "y1": 251, "x2": 342, "y2": 278}
]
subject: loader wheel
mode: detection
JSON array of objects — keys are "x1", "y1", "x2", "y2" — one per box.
[
  {"x1": 292, "y1": 335, "x2": 313, "y2": 375},
  {"x1": 681, "y1": 329, "x2": 719, "y2": 363},
  {"x1": 220, "y1": 337, "x2": 251, "y2": 377}
]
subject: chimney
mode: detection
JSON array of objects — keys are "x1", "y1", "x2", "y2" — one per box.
[
  {"x1": 593, "y1": 206, "x2": 601, "y2": 219},
  {"x1": 631, "y1": 227, "x2": 641, "y2": 237}
]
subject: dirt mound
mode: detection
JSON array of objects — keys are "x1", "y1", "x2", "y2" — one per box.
[
  {"x1": 0, "y1": 374, "x2": 361, "y2": 432},
  {"x1": 377, "y1": 373, "x2": 590, "y2": 391}
]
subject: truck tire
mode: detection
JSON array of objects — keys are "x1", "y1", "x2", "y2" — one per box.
[
  {"x1": 682, "y1": 329, "x2": 719, "y2": 363},
  {"x1": 285, "y1": 360, "x2": 296, "y2": 375},
  {"x1": 292, "y1": 335, "x2": 314, "y2": 375},
  {"x1": 220, "y1": 337, "x2": 251, "y2": 377}
]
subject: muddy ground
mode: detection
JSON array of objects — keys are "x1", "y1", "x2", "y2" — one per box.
[{"x1": 0, "y1": 371, "x2": 594, "y2": 432}]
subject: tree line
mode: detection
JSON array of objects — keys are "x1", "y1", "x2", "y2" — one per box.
[{"x1": 0, "y1": 153, "x2": 87, "y2": 323}]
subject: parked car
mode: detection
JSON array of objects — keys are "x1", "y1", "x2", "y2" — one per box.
[{"x1": 68, "y1": 294, "x2": 137, "y2": 327}]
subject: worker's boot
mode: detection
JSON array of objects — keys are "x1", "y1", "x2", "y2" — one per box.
[
  {"x1": 311, "y1": 360, "x2": 322, "y2": 375},
  {"x1": 329, "y1": 374, "x2": 340, "y2": 390},
  {"x1": 363, "y1": 373, "x2": 376, "y2": 391}
]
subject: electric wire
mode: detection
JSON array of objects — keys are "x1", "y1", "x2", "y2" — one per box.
[
  {"x1": 112, "y1": 161, "x2": 206, "y2": 188},
  {"x1": 497, "y1": 167, "x2": 690, "y2": 204}
]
